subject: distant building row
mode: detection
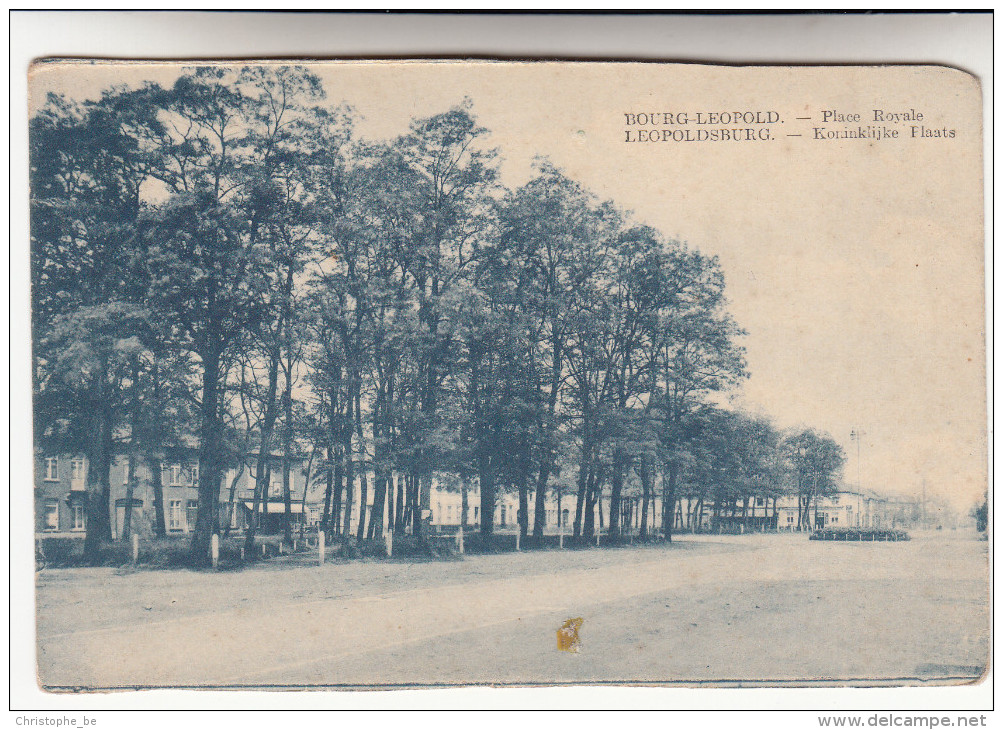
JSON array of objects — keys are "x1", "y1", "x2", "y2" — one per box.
[
  {"x1": 35, "y1": 452, "x2": 909, "y2": 538},
  {"x1": 34, "y1": 452, "x2": 611, "y2": 539}
]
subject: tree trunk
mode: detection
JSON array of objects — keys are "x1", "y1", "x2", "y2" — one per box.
[
  {"x1": 383, "y1": 471, "x2": 391, "y2": 533},
  {"x1": 332, "y1": 458, "x2": 344, "y2": 536},
  {"x1": 121, "y1": 453, "x2": 136, "y2": 541},
  {"x1": 517, "y1": 467, "x2": 529, "y2": 541},
  {"x1": 402, "y1": 472, "x2": 414, "y2": 534},
  {"x1": 639, "y1": 455, "x2": 651, "y2": 538},
  {"x1": 222, "y1": 462, "x2": 244, "y2": 538},
  {"x1": 417, "y1": 472, "x2": 431, "y2": 542},
  {"x1": 394, "y1": 472, "x2": 405, "y2": 534},
  {"x1": 367, "y1": 469, "x2": 387, "y2": 540},
  {"x1": 478, "y1": 452, "x2": 495, "y2": 536},
  {"x1": 299, "y1": 447, "x2": 315, "y2": 540},
  {"x1": 356, "y1": 468, "x2": 369, "y2": 542},
  {"x1": 149, "y1": 455, "x2": 166, "y2": 537},
  {"x1": 664, "y1": 461, "x2": 678, "y2": 543},
  {"x1": 341, "y1": 428, "x2": 355, "y2": 543},
  {"x1": 191, "y1": 347, "x2": 224, "y2": 567},
  {"x1": 321, "y1": 446, "x2": 334, "y2": 534},
  {"x1": 573, "y1": 441, "x2": 590, "y2": 538},
  {"x1": 596, "y1": 480, "x2": 604, "y2": 534},
  {"x1": 583, "y1": 463, "x2": 598, "y2": 539},
  {"x1": 83, "y1": 380, "x2": 113, "y2": 563},
  {"x1": 244, "y1": 347, "x2": 280, "y2": 555},
  {"x1": 281, "y1": 367, "x2": 294, "y2": 547},
  {"x1": 367, "y1": 378, "x2": 390, "y2": 540},
  {"x1": 355, "y1": 389, "x2": 369, "y2": 543},
  {"x1": 281, "y1": 453, "x2": 293, "y2": 545},
  {"x1": 608, "y1": 448, "x2": 625, "y2": 540},
  {"x1": 532, "y1": 460, "x2": 549, "y2": 542},
  {"x1": 461, "y1": 473, "x2": 470, "y2": 528}
]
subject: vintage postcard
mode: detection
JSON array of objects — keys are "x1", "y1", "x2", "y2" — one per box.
[{"x1": 28, "y1": 60, "x2": 987, "y2": 691}]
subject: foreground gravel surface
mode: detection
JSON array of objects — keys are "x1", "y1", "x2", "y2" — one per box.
[{"x1": 36, "y1": 530, "x2": 988, "y2": 688}]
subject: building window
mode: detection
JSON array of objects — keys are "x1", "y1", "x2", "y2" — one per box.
[
  {"x1": 164, "y1": 464, "x2": 200, "y2": 487},
  {"x1": 168, "y1": 500, "x2": 183, "y2": 531},
  {"x1": 831, "y1": 516, "x2": 838, "y2": 524},
  {"x1": 44, "y1": 457, "x2": 58, "y2": 481},
  {"x1": 447, "y1": 505, "x2": 454, "y2": 521},
  {"x1": 70, "y1": 459, "x2": 85, "y2": 490},
  {"x1": 44, "y1": 501, "x2": 59, "y2": 530},
  {"x1": 500, "y1": 504, "x2": 507, "y2": 526},
  {"x1": 186, "y1": 500, "x2": 198, "y2": 531},
  {"x1": 755, "y1": 497, "x2": 764, "y2": 507},
  {"x1": 72, "y1": 505, "x2": 85, "y2": 531},
  {"x1": 474, "y1": 506, "x2": 479, "y2": 521},
  {"x1": 308, "y1": 506, "x2": 320, "y2": 526}
]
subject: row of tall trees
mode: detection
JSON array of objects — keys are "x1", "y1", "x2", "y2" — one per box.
[{"x1": 31, "y1": 66, "x2": 844, "y2": 565}]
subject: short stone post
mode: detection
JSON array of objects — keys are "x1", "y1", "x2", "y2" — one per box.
[
  {"x1": 318, "y1": 530, "x2": 325, "y2": 565},
  {"x1": 278, "y1": 541, "x2": 284, "y2": 555},
  {"x1": 596, "y1": 531, "x2": 600, "y2": 547},
  {"x1": 131, "y1": 533, "x2": 139, "y2": 565},
  {"x1": 210, "y1": 533, "x2": 219, "y2": 568},
  {"x1": 240, "y1": 546, "x2": 245, "y2": 561},
  {"x1": 385, "y1": 529, "x2": 393, "y2": 558},
  {"x1": 261, "y1": 543, "x2": 267, "y2": 557},
  {"x1": 293, "y1": 539, "x2": 297, "y2": 552},
  {"x1": 455, "y1": 526, "x2": 463, "y2": 555},
  {"x1": 559, "y1": 524, "x2": 564, "y2": 549},
  {"x1": 515, "y1": 530, "x2": 520, "y2": 552}
]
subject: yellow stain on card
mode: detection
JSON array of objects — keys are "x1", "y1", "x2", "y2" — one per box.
[{"x1": 557, "y1": 617, "x2": 583, "y2": 653}]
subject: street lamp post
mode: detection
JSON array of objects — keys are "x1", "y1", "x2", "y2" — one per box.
[{"x1": 850, "y1": 428, "x2": 862, "y2": 491}]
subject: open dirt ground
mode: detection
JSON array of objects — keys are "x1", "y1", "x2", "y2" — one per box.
[{"x1": 35, "y1": 530, "x2": 989, "y2": 689}]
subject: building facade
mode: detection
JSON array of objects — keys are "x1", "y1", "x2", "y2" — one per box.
[
  {"x1": 35, "y1": 451, "x2": 667, "y2": 539},
  {"x1": 34, "y1": 452, "x2": 321, "y2": 539},
  {"x1": 36, "y1": 451, "x2": 905, "y2": 539}
]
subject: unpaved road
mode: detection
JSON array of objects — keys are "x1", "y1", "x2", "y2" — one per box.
[{"x1": 36, "y1": 531, "x2": 989, "y2": 688}]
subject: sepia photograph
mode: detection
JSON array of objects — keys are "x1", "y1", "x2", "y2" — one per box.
[
  {"x1": 11, "y1": 13, "x2": 993, "y2": 719},
  {"x1": 26, "y1": 57, "x2": 989, "y2": 692}
]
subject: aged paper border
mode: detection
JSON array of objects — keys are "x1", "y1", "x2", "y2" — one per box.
[{"x1": 9, "y1": 9, "x2": 993, "y2": 718}]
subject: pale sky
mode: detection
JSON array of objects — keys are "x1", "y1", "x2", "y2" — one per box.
[{"x1": 29, "y1": 61, "x2": 987, "y2": 510}]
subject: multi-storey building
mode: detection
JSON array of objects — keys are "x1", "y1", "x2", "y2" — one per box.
[
  {"x1": 39, "y1": 450, "x2": 902, "y2": 539},
  {"x1": 36, "y1": 454, "x2": 89, "y2": 535},
  {"x1": 771, "y1": 490, "x2": 899, "y2": 530},
  {"x1": 34, "y1": 451, "x2": 666, "y2": 539},
  {"x1": 34, "y1": 451, "x2": 321, "y2": 539}
]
